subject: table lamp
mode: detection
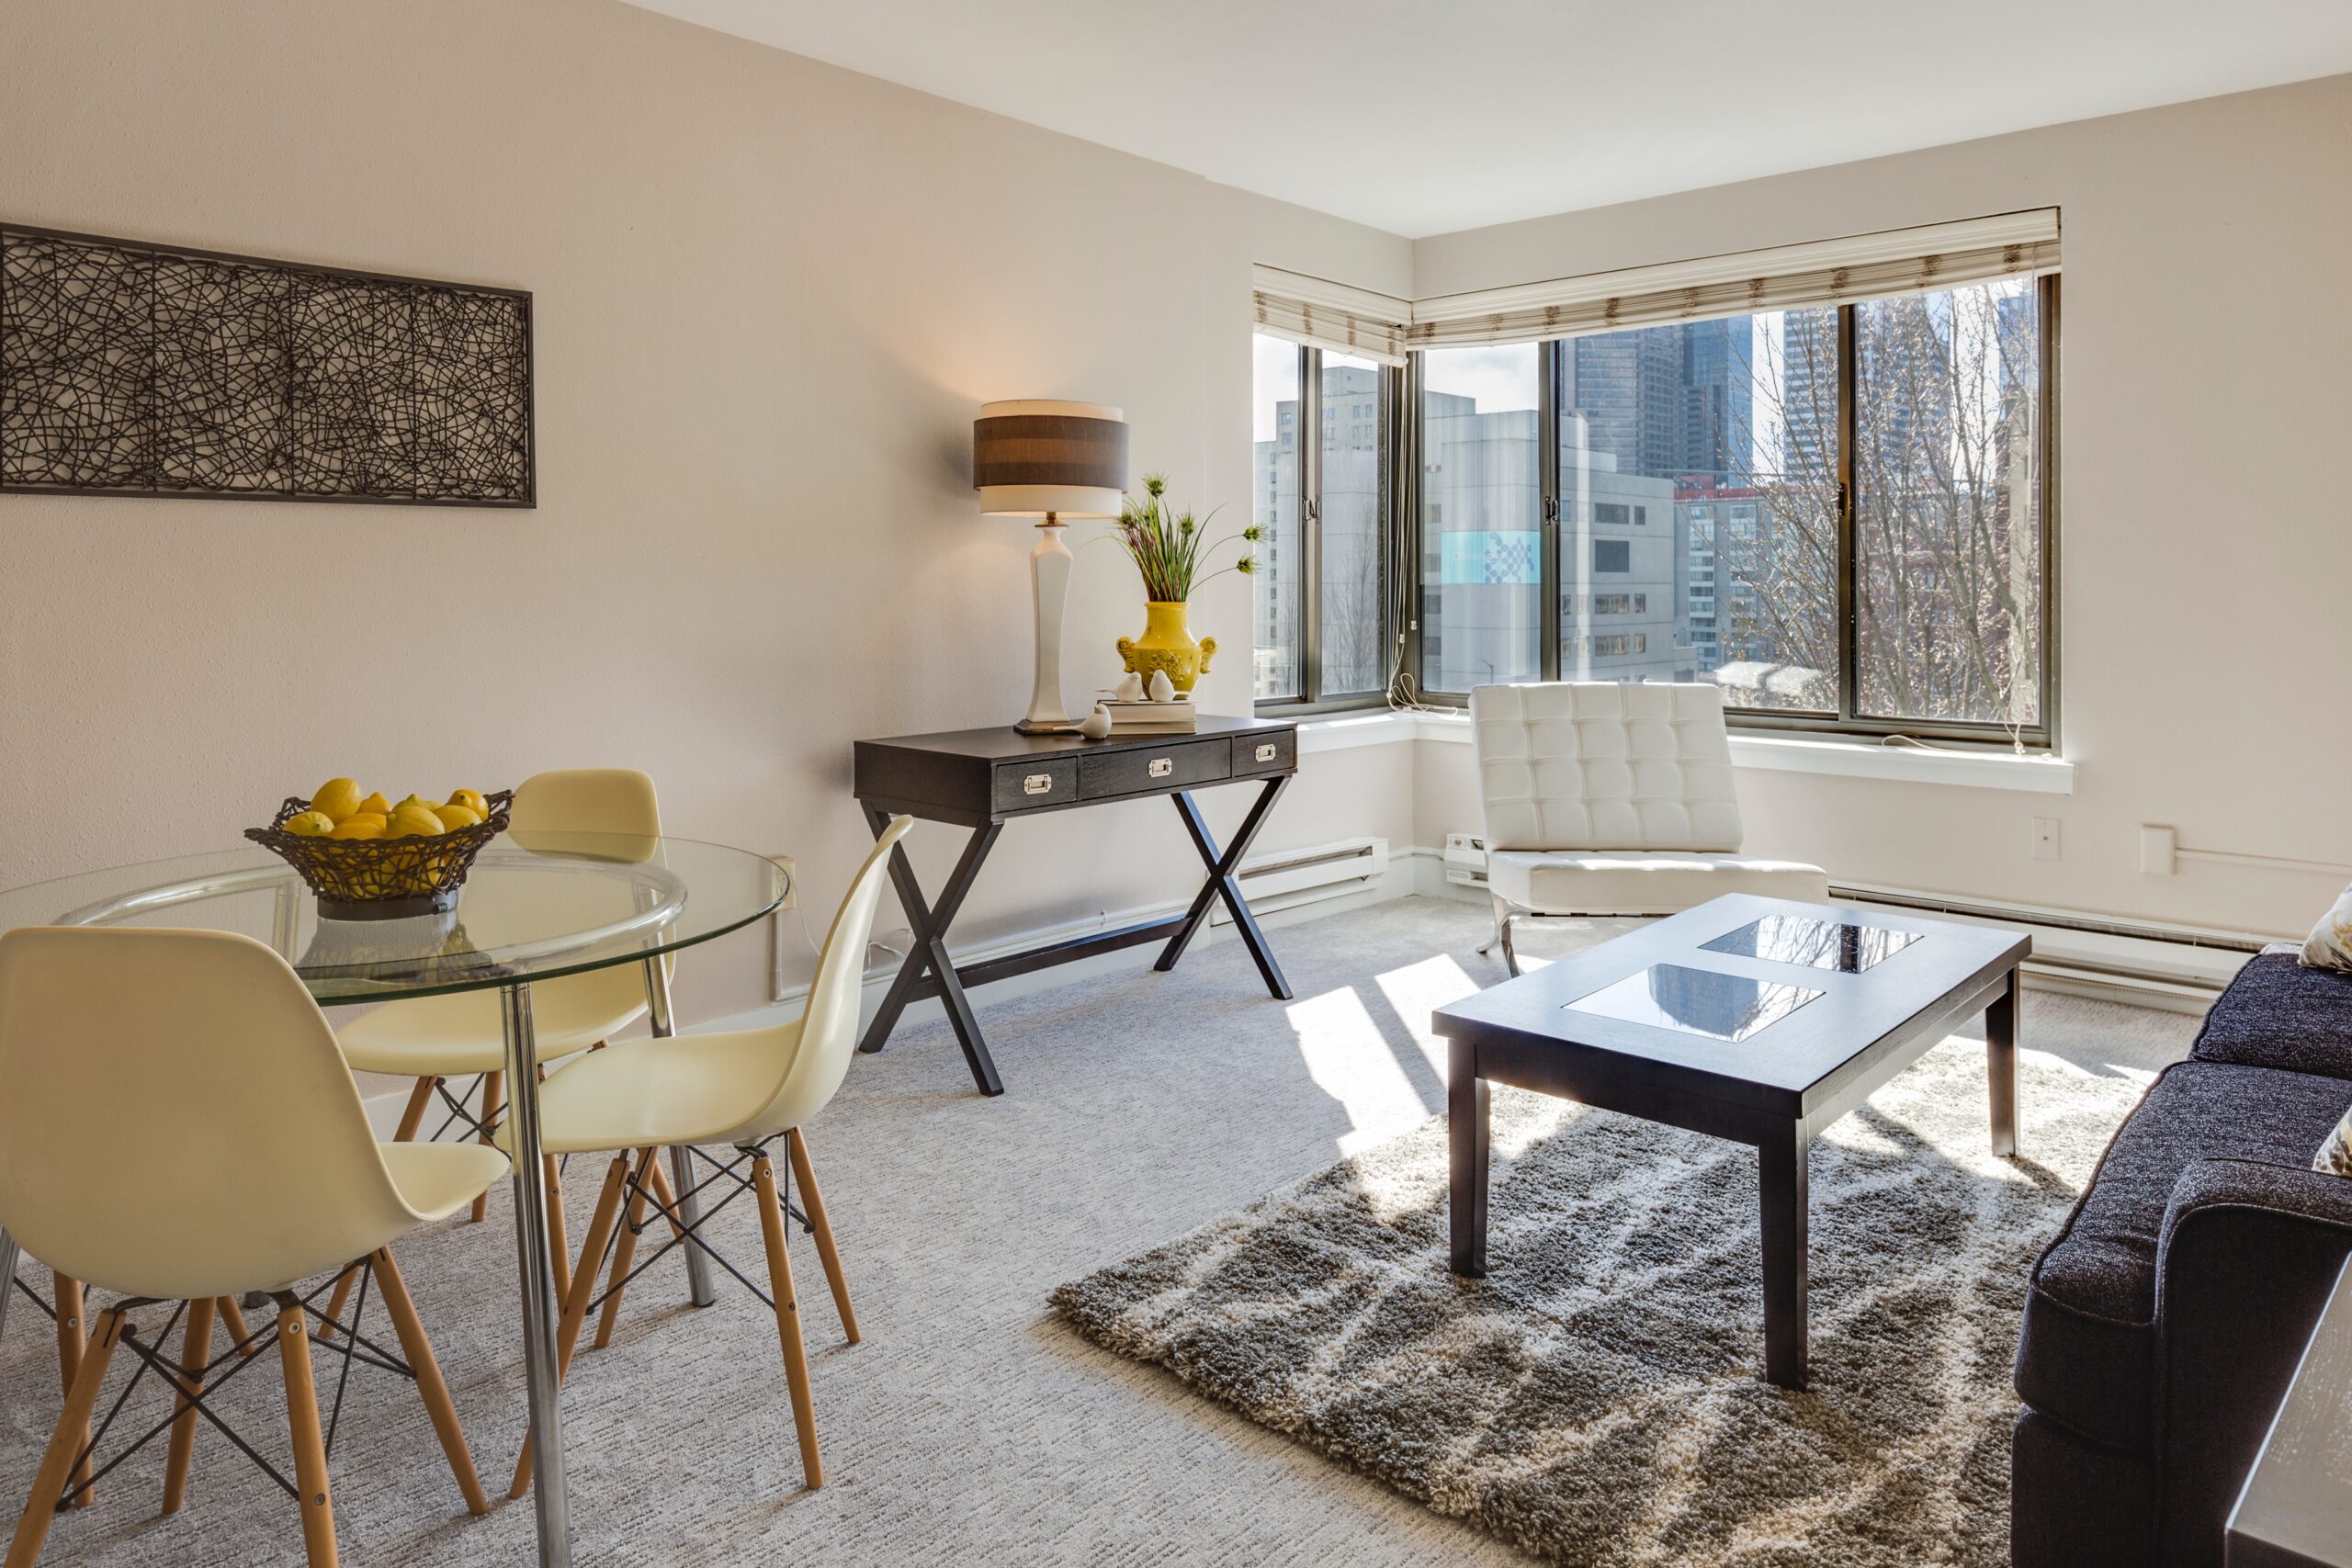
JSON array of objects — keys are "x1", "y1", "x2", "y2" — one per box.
[{"x1": 973, "y1": 400, "x2": 1129, "y2": 733}]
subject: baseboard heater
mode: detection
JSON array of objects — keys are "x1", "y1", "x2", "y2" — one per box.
[
  {"x1": 1831, "y1": 882, "x2": 2278, "y2": 999},
  {"x1": 1211, "y1": 837, "x2": 1389, "y2": 926}
]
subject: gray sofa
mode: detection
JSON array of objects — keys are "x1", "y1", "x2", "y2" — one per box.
[{"x1": 2011, "y1": 952, "x2": 2352, "y2": 1567}]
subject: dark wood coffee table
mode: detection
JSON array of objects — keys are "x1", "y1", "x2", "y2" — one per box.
[{"x1": 1433, "y1": 892, "x2": 2029, "y2": 1390}]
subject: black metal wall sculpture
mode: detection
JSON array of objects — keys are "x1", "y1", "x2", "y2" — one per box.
[{"x1": 0, "y1": 224, "x2": 533, "y2": 506}]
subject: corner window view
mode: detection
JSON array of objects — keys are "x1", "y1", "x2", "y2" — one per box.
[{"x1": 1264, "y1": 277, "x2": 2050, "y2": 739}]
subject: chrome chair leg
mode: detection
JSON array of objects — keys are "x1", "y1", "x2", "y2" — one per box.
[
  {"x1": 1498, "y1": 908, "x2": 1521, "y2": 977},
  {"x1": 1476, "y1": 894, "x2": 1507, "y2": 956}
]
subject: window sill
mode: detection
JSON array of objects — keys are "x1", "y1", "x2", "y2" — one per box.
[{"x1": 1296, "y1": 708, "x2": 2075, "y2": 794}]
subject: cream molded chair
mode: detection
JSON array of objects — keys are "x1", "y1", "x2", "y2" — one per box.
[
  {"x1": 326, "y1": 768, "x2": 678, "y2": 1329},
  {"x1": 505, "y1": 816, "x2": 910, "y2": 1497},
  {"x1": 1471, "y1": 682, "x2": 1829, "y2": 975},
  {"x1": 0, "y1": 927, "x2": 505, "y2": 1568}
]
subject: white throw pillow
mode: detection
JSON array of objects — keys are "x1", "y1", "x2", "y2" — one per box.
[
  {"x1": 2303, "y1": 882, "x2": 2352, "y2": 974},
  {"x1": 2318, "y1": 1106, "x2": 2352, "y2": 1179}
]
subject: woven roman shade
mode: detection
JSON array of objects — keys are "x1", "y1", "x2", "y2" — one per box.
[
  {"x1": 1251, "y1": 265, "x2": 1411, "y2": 366},
  {"x1": 1404, "y1": 209, "x2": 2059, "y2": 349}
]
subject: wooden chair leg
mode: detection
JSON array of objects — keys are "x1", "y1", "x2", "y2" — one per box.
[
  {"x1": 471, "y1": 1072, "x2": 503, "y2": 1224},
  {"x1": 594, "y1": 1149, "x2": 658, "y2": 1350},
  {"x1": 313, "y1": 1258, "x2": 366, "y2": 1346},
  {"x1": 752, "y1": 1152, "x2": 822, "y2": 1489},
  {"x1": 543, "y1": 1152, "x2": 571, "y2": 1306},
  {"x1": 275, "y1": 1303, "x2": 339, "y2": 1568},
  {"x1": 6, "y1": 1307, "x2": 121, "y2": 1568},
  {"x1": 51, "y1": 1277, "x2": 92, "y2": 1508},
  {"x1": 392, "y1": 1076, "x2": 436, "y2": 1143},
  {"x1": 644, "y1": 1154, "x2": 688, "y2": 1242},
  {"x1": 786, "y1": 1130, "x2": 859, "y2": 1345},
  {"x1": 219, "y1": 1297, "x2": 256, "y2": 1358},
  {"x1": 162, "y1": 1295, "x2": 217, "y2": 1513},
  {"x1": 509, "y1": 1156, "x2": 628, "y2": 1499},
  {"x1": 369, "y1": 1248, "x2": 487, "y2": 1515}
]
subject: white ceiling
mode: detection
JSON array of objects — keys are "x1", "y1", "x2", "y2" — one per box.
[{"x1": 624, "y1": 0, "x2": 2352, "y2": 238}]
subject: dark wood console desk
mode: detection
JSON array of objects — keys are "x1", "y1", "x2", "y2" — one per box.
[{"x1": 852, "y1": 714, "x2": 1300, "y2": 1095}]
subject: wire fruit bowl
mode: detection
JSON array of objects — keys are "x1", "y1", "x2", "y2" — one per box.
[{"x1": 246, "y1": 790, "x2": 513, "y2": 921}]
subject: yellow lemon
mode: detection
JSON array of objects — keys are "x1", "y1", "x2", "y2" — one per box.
[
  {"x1": 311, "y1": 777, "x2": 363, "y2": 823},
  {"x1": 434, "y1": 803, "x2": 482, "y2": 831},
  {"x1": 345, "y1": 812, "x2": 388, "y2": 829},
  {"x1": 284, "y1": 809, "x2": 335, "y2": 838},
  {"x1": 357, "y1": 792, "x2": 391, "y2": 817},
  {"x1": 390, "y1": 806, "x2": 447, "y2": 838},
  {"x1": 329, "y1": 818, "x2": 384, "y2": 840},
  {"x1": 447, "y1": 787, "x2": 488, "y2": 817}
]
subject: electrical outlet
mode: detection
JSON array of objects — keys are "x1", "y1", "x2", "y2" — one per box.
[
  {"x1": 2030, "y1": 818, "x2": 2059, "y2": 861},
  {"x1": 770, "y1": 855, "x2": 795, "y2": 911}
]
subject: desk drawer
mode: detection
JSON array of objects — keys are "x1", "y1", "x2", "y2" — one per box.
[
  {"x1": 1232, "y1": 729, "x2": 1295, "y2": 776},
  {"x1": 1080, "y1": 737, "x2": 1230, "y2": 800},
  {"x1": 991, "y1": 758, "x2": 1078, "y2": 813}
]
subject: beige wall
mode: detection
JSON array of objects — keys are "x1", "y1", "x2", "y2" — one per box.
[
  {"x1": 6, "y1": 2, "x2": 2344, "y2": 1030},
  {"x1": 0, "y1": 0, "x2": 1412, "y2": 1022},
  {"x1": 1410, "y1": 74, "x2": 2352, "y2": 939}
]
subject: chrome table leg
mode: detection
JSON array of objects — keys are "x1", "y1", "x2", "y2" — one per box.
[
  {"x1": 642, "y1": 957, "x2": 716, "y2": 1308},
  {"x1": 503, "y1": 982, "x2": 571, "y2": 1567}
]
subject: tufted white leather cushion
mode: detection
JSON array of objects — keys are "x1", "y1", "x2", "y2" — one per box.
[
  {"x1": 1472, "y1": 682, "x2": 1744, "y2": 852},
  {"x1": 1486, "y1": 851, "x2": 1829, "y2": 916}
]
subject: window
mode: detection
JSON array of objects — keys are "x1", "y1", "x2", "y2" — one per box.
[
  {"x1": 1419, "y1": 343, "x2": 1541, "y2": 693},
  {"x1": 1408, "y1": 276, "x2": 2055, "y2": 743},
  {"x1": 1253, "y1": 333, "x2": 1396, "y2": 705}
]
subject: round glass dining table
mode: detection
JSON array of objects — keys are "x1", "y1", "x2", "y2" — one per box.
[{"x1": 0, "y1": 832, "x2": 790, "y2": 1568}]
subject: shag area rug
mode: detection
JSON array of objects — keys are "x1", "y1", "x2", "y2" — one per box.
[{"x1": 1052, "y1": 1037, "x2": 2146, "y2": 1567}]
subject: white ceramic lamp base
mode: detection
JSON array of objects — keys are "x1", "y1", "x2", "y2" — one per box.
[{"x1": 1015, "y1": 519, "x2": 1078, "y2": 734}]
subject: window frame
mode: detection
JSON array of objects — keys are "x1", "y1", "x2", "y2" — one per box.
[
  {"x1": 1392, "y1": 274, "x2": 2061, "y2": 750},
  {"x1": 1253, "y1": 340, "x2": 1406, "y2": 715}
]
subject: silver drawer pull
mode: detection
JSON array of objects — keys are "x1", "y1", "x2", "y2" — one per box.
[
  {"x1": 1148, "y1": 757, "x2": 1173, "y2": 779},
  {"x1": 1023, "y1": 773, "x2": 1054, "y2": 795},
  {"x1": 1254, "y1": 742, "x2": 1278, "y2": 762}
]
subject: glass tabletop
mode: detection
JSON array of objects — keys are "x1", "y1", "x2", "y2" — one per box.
[{"x1": 0, "y1": 832, "x2": 791, "y2": 1003}]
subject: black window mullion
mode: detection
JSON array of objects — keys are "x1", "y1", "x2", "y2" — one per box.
[
  {"x1": 1836, "y1": 301, "x2": 1860, "y2": 725},
  {"x1": 1538, "y1": 340, "x2": 1563, "y2": 682}
]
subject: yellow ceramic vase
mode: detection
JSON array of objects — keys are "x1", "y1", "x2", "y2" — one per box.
[{"x1": 1116, "y1": 601, "x2": 1216, "y2": 694}]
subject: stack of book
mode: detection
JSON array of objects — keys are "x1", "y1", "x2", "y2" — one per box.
[{"x1": 1095, "y1": 694, "x2": 1196, "y2": 733}]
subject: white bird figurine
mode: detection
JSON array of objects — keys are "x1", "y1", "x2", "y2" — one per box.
[
  {"x1": 1114, "y1": 671, "x2": 1146, "y2": 703},
  {"x1": 1148, "y1": 669, "x2": 1176, "y2": 703},
  {"x1": 1078, "y1": 703, "x2": 1114, "y2": 740}
]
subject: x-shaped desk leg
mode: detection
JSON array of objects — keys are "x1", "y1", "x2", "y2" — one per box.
[
  {"x1": 856, "y1": 806, "x2": 1005, "y2": 1095},
  {"x1": 1155, "y1": 775, "x2": 1293, "y2": 998}
]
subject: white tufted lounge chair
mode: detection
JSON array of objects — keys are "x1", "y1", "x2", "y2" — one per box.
[{"x1": 1470, "y1": 682, "x2": 1829, "y2": 975}]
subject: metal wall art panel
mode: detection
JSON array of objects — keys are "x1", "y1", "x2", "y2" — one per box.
[{"x1": 0, "y1": 224, "x2": 533, "y2": 506}]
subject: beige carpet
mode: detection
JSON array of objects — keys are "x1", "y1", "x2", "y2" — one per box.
[{"x1": 0, "y1": 897, "x2": 2195, "y2": 1565}]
